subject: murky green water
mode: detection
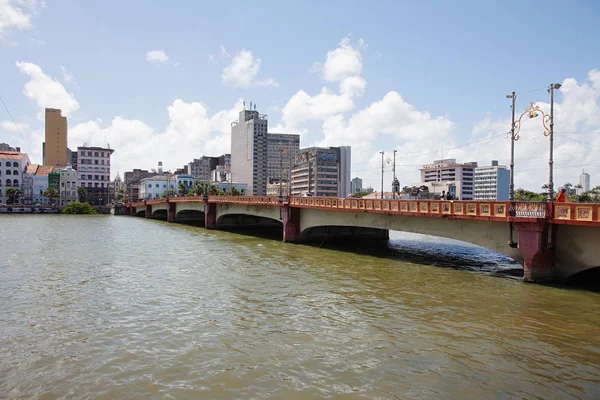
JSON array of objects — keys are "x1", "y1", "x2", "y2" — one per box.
[{"x1": 1, "y1": 215, "x2": 599, "y2": 399}]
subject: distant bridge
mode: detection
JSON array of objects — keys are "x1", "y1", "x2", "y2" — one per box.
[{"x1": 119, "y1": 196, "x2": 600, "y2": 283}]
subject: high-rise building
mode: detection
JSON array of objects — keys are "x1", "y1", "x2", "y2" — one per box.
[
  {"x1": 267, "y1": 133, "x2": 300, "y2": 184},
  {"x1": 43, "y1": 108, "x2": 68, "y2": 166},
  {"x1": 290, "y1": 146, "x2": 351, "y2": 197},
  {"x1": 77, "y1": 145, "x2": 114, "y2": 205},
  {"x1": 188, "y1": 156, "x2": 220, "y2": 181},
  {"x1": 351, "y1": 177, "x2": 363, "y2": 194},
  {"x1": 473, "y1": 160, "x2": 509, "y2": 200},
  {"x1": 420, "y1": 158, "x2": 477, "y2": 200},
  {"x1": 231, "y1": 107, "x2": 269, "y2": 196},
  {"x1": 579, "y1": 169, "x2": 591, "y2": 194}
]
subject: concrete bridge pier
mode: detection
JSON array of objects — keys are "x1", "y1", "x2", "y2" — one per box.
[
  {"x1": 167, "y1": 202, "x2": 176, "y2": 223},
  {"x1": 515, "y1": 221, "x2": 556, "y2": 283},
  {"x1": 145, "y1": 204, "x2": 151, "y2": 219},
  {"x1": 281, "y1": 204, "x2": 300, "y2": 243},
  {"x1": 204, "y1": 202, "x2": 217, "y2": 229},
  {"x1": 130, "y1": 206, "x2": 136, "y2": 216}
]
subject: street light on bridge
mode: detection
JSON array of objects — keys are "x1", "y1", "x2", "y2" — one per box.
[{"x1": 507, "y1": 83, "x2": 561, "y2": 202}]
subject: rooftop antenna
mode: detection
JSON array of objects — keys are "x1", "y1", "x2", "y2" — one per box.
[
  {"x1": 254, "y1": 104, "x2": 256, "y2": 111},
  {"x1": 243, "y1": 101, "x2": 246, "y2": 110},
  {"x1": 249, "y1": 101, "x2": 252, "y2": 111}
]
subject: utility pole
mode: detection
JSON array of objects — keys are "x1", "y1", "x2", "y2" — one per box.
[
  {"x1": 507, "y1": 91, "x2": 516, "y2": 201},
  {"x1": 380, "y1": 151, "x2": 384, "y2": 199},
  {"x1": 548, "y1": 83, "x2": 561, "y2": 202}
]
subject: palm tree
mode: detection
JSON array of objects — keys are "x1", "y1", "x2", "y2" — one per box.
[
  {"x1": 179, "y1": 182, "x2": 188, "y2": 196},
  {"x1": 43, "y1": 188, "x2": 60, "y2": 205},
  {"x1": 6, "y1": 188, "x2": 20, "y2": 204}
]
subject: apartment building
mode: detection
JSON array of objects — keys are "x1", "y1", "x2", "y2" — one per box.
[{"x1": 420, "y1": 158, "x2": 477, "y2": 200}]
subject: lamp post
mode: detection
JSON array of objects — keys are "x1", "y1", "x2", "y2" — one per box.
[
  {"x1": 512, "y1": 83, "x2": 561, "y2": 202},
  {"x1": 392, "y1": 149, "x2": 398, "y2": 199},
  {"x1": 506, "y1": 91, "x2": 516, "y2": 201},
  {"x1": 379, "y1": 151, "x2": 384, "y2": 199}
]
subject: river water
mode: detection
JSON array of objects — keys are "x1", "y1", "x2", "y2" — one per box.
[{"x1": 1, "y1": 215, "x2": 599, "y2": 399}]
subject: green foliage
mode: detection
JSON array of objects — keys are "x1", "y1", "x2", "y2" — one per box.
[
  {"x1": 514, "y1": 188, "x2": 546, "y2": 202},
  {"x1": 161, "y1": 189, "x2": 178, "y2": 198},
  {"x1": 179, "y1": 182, "x2": 189, "y2": 196},
  {"x1": 77, "y1": 186, "x2": 87, "y2": 202},
  {"x1": 191, "y1": 181, "x2": 224, "y2": 196},
  {"x1": 352, "y1": 191, "x2": 370, "y2": 198},
  {"x1": 62, "y1": 202, "x2": 98, "y2": 214},
  {"x1": 43, "y1": 187, "x2": 60, "y2": 204},
  {"x1": 6, "y1": 188, "x2": 20, "y2": 204},
  {"x1": 116, "y1": 188, "x2": 125, "y2": 201},
  {"x1": 226, "y1": 186, "x2": 241, "y2": 196}
]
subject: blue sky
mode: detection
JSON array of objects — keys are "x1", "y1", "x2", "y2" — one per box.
[{"x1": 1, "y1": 0, "x2": 599, "y2": 190}]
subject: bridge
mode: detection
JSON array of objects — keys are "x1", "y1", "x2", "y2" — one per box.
[{"x1": 119, "y1": 196, "x2": 600, "y2": 283}]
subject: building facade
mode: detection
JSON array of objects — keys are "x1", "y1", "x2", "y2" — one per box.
[
  {"x1": 124, "y1": 169, "x2": 157, "y2": 202},
  {"x1": 266, "y1": 133, "x2": 300, "y2": 184},
  {"x1": 351, "y1": 177, "x2": 363, "y2": 195},
  {"x1": 43, "y1": 108, "x2": 68, "y2": 166},
  {"x1": 59, "y1": 166, "x2": 78, "y2": 205},
  {"x1": 473, "y1": 160, "x2": 509, "y2": 201},
  {"x1": 77, "y1": 146, "x2": 115, "y2": 205},
  {"x1": 139, "y1": 176, "x2": 176, "y2": 199},
  {"x1": 420, "y1": 158, "x2": 477, "y2": 201},
  {"x1": 0, "y1": 151, "x2": 30, "y2": 204},
  {"x1": 290, "y1": 146, "x2": 350, "y2": 197},
  {"x1": 231, "y1": 108, "x2": 269, "y2": 196},
  {"x1": 176, "y1": 174, "x2": 195, "y2": 193},
  {"x1": 579, "y1": 169, "x2": 591, "y2": 194},
  {"x1": 188, "y1": 156, "x2": 220, "y2": 181}
]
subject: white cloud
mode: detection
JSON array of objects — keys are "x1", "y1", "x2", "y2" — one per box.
[
  {"x1": 323, "y1": 37, "x2": 362, "y2": 82},
  {"x1": 208, "y1": 53, "x2": 217, "y2": 64},
  {"x1": 220, "y1": 45, "x2": 230, "y2": 58},
  {"x1": 0, "y1": 0, "x2": 44, "y2": 43},
  {"x1": 60, "y1": 65, "x2": 77, "y2": 86},
  {"x1": 145, "y1": 50, "x2": 169, "y2": 64},
  {"x1": 68, "y1": 99, "x2": 243, "y2": 176},
  {"x1": 1, "y1": 119, "x2": 28, "y2": 132},
  {"x1": 16, "y1": 61, "x2": 80, "y2": 118},
  {"x1": 221, "y1": 49, "x2": 277, "y2": 88}
]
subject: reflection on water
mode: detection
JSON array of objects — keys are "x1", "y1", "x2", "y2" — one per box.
[{"x1": 1, "y1": 215, "x2": 599, "y2": 399}]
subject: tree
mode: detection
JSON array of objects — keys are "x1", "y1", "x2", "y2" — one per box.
[
  {"x1": 43, "y1": 187, "x2": 59, "y2": 205},
  {"x1": 117, "y1": 188, "x2": 125, "y2": 201},
  {"x1": 352, "y1": 191, "x2": 370, "y2": 198},
  {"x1": 226, "y1": 186, "x2": 241, "y2": 196},
  {"x1": 6, "y1": 188, "x2": 20, "y2": 204},
  {"x1": 62, "y1": 202, "x2": 98, "y2": 214},
  {"x1": 77, "y1": 186, "x2": 87, "y2": 202},
  {"x1": 179, "y1": 182, "x2": 189, "y2": 196},
  {"x1": 514, "y1": 188, "x2": 546, "y2": 202},
  {"x1": 161, "y1": 189, "x2": 178, "y2": 198},
  {"x1": 541, "y1": 183, "x2": 549, "y2": 190}
]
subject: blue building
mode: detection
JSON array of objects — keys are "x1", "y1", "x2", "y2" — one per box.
[
  {"x1": 176, "y1": 174, "x2": 194, "y2": 193},
  {"x1": 474, "y1": 160, "x2": 510, "y2": 201}
]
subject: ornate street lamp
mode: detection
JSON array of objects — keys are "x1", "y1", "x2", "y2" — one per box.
[{"x1": 508, "y1": 83, "x2": 561, "y2": 202}]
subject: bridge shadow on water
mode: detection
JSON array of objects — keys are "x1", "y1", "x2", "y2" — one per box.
[{"x1": 305, "y1": 231, "x2": 524, "y2": 279}]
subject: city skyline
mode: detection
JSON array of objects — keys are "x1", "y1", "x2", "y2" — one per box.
[{"x1": 1, "y1": 1, "x2": 599, "y2": 192}]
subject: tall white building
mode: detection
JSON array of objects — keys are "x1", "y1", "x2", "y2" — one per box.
[
  {"x1": 420, "y1": 158, "x2": 477, "y2": 200},
  {"x1": 473, "y1": 160, "x2": 509, "y2": 201},
  {"x1": 579, "y1": 169, "x2": 590, "y2": 194},
  {"x1": 338, "y1": 146, "x2": 351, "y2": 198},
  {"x1": 230, "y1": 105, "x2": 300, "y2": 195},
  {"x1": 267, "y1": 133, "x2": 300, "y2": 185},
  {"x1": 0, "y1": 150, "x2": 30, "y2": 204}
]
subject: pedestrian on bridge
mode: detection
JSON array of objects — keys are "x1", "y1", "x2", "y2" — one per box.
[{"x1": 556, "y1": 188, "x2": 567, "y2": 203}]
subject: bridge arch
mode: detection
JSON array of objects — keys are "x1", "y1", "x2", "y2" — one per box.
[
  {"x1": 297, "y1": 208, "x2": 523, "y2": 262},
  {"x1": 215, "y1": 203, "x2": 282, "y2": 228}
]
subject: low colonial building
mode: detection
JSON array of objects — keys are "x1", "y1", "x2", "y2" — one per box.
[
  {"x1": 0, "y1": 150, "x2": 30, "y2": 204},
  {"x1": 139, "y1": 175, "x2": 177, "y2": 199},
  {"x1": 59, "y1": 165, "x2": 78, "y2": 205}
]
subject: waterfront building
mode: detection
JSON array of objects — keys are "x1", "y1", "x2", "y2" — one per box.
[
  {"x1": 111, "y1": 172, "x2": 125, "y2": 201},
  {"x1": 211, "y1": 165, "x2": 231, "y2": 183},
  {"x1": 405, "y1": 181, "x2": 458, "y2": 200},
  {"x1": 351, "y1": 177, "x2": 363, "y2": 194},
  {"x1": 290, "y1": 146, "x2": 351, "y2": 198},
  {"x1": 77, "y1": 145, "x2": 115, "y2": 205},
  {"x1": 43, "y1": 108, "x2": 68, "y2": 166},
  {"x1": 59, "y1": 165, "x2": 78, "y2": 206},
  {"x1": 188, "y1": 156, "x2": 220, "y2": 181},
  {"x1": 139, "y1": 175, "x2": 176, "y2": 199},
  {"x1": 266, "y1": 133, "x2": 300, "y2": 185},
  {"x1": 266, "y1": 178, "x2": 289, "y2": 196},
  {"x1": 176, "y1": 174, "x2": 195, "y2": 193},
  {"x1": 0, "y1": 150, "x2": 30, "y2": 204},
  {"x1": 473, "y1": 161, "x2": 509, "y2": 201},
  {"x1": 579, "y1": 169, "x2": 591, "y2": 194},
  {"x1": 420, "y1": 158, "x2": 477, "y2": 201},
  {"x1": 212, "y1": 181, "x2": 248, "y2": 194},
  {"x1": 124, "y1": 169, "x2": 157, "y2": 202}
]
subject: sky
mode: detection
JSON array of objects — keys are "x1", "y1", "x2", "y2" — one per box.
[{"x1": 1, "y1": 0, "x2": 599, "y2": 192}]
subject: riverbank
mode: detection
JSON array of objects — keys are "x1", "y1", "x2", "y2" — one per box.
[{"x1": 0, "y1": 205, "x2": 111, "y2": 214}]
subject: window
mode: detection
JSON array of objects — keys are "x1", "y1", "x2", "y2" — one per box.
[
  {"x1": 95, "y1": 160, "x2": 99, "y2": 165},
  {"x1": 156, "y1": 184, "x2": 159, "y2": 188},
  {"x1": 13, "y1": 162, "x2": 18, "y2": 167},
  {"x1": 13, "y1": 179, "x2": 18, "y2": 186},
  {"x1": 13, "y1": 170, "x2": 18, "y2": 175},
  {"x1": 148, "y1": 184, "x2": 152, "y2": 188},
  {"x1": 88, "y1": 151, "x2": 93, "y2": 156},
  {"x1": 5, "y1": 179, "x2": 10, "y2": 186},
  {"x1": 6, "y1": 170, "x2": 11, "y2": 175},
  {"x1": 5, "y1": 162, "x2": 10, "y2": 166}
]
